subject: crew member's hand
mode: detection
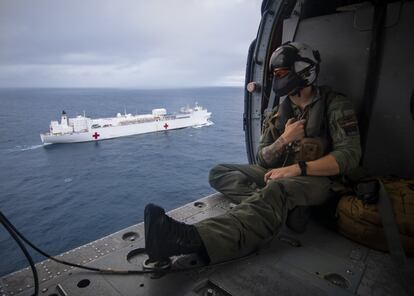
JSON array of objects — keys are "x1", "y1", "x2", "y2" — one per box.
[
  {"x1": 264, "y1": 165, "x2": 301, "y2": 182},
  {"x1": 281, "y1": 118, "x2": 305, "y2": 143}
]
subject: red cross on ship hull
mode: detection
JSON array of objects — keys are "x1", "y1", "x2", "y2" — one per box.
[
  {"x1": 163, "y1": 123, "x2": 169, "y2": 129},
  {"x1": 92, "y1": 132, "x2": 100, "y2": 140}
]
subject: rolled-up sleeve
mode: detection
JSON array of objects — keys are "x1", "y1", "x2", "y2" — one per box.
[{"x1": 328, "y1": 95, "x2": 362, "y2": 174}]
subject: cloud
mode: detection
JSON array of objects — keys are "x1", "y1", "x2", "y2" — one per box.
[{"x1": 0, "y1": 0, "x2": 262, "y2": 88}]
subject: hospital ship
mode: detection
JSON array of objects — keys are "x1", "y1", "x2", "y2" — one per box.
[{"x1": 40, "y1": 104, "x2": 212, "y2": 144}]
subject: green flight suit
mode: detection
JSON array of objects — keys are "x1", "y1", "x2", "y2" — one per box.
[{"x1": 195, "y1": 86, "x2": 362, "y2": 264}]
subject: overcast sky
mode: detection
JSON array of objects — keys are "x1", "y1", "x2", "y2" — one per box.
[{"x1": 0, "y1": 0, "x2": 262, "y2": 88}]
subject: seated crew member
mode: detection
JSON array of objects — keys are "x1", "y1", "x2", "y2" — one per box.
[{"x1": 144, "y1": 42, "x2": 361, "y2": 264}]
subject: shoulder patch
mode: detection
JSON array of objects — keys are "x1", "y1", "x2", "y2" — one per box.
[{"x1": 338, "y1": 113, "x2": 359, "y2": 136}]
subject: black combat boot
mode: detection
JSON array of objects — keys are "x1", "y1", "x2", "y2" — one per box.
[{"x1": 144, "y1": 203, "x2": 208, "y2": 263}]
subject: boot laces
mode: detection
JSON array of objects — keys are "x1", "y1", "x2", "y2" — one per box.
[{"x1": 164, "y1": 215, "x2": 197, "y2": 247}]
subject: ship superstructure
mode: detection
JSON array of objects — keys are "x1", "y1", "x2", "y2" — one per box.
[{"x1": 40, "y1": 104, "x2": 212, "y2": 144}]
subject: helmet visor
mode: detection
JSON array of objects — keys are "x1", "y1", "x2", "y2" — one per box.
[{"x1": 273, "y1": 68, "x2": 290, "y2": 79}]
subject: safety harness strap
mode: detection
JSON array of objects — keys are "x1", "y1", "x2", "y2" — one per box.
[
  {"x1": 376, "y1": 179, "x2": 414, "y2": 295},
  {"x1": 264, "y1": 91, "x2": 278, "y2": 118}
]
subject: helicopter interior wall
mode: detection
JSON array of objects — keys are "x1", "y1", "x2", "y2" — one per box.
[
  {"x1": 284, "y1": 1, "x2": 413, "y2": 177},
  {"x1": 285, "y1": 7, "x2": 372, "y2": 113},
  {"x1": 363, "y1": 1, "x2": 414, "y2": 178}
]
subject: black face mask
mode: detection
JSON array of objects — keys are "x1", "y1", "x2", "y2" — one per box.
[{"x1": 272, "y1": 72, "x2": 306, "y2": 97}]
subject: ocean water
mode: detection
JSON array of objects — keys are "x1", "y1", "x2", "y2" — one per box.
[{"x1": 0, "y1": 87, "x2": 247, "y2": 276}]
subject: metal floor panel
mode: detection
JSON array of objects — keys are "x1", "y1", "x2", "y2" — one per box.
[{"x1": 1, "y1": 193, "x2": 412, "y2": 296}]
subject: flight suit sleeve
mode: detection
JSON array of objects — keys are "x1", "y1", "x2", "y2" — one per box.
[
  {"x1": 256, "y1": 107, "x2": 282, "y2": 168},
  {"x1": 327, "y1": 95, "x2": 362, "y2": 174}
]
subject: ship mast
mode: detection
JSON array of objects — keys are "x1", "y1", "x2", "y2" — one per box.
[{"x1": 61, "y1": 110, "x2": 69, "y2": 126}]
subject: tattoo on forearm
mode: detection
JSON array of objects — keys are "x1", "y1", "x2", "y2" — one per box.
[{"x1": 261, "y1": 137, "x2": 286, "y2": 165}]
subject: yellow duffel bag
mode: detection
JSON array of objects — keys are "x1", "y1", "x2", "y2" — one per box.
[{"x1": 337, "y1": 178, "x2": 414, "y2": 254}]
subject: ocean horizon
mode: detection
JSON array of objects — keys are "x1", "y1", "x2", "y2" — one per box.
[{"x1": 0, "y1": 86, "x2": 247, "y2": 276}]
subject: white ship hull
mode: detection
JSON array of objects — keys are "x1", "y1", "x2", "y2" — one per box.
[{"x1": 40, "y1": 105, "x2": 212, "y2": 144}]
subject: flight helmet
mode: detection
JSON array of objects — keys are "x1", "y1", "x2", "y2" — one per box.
[{"x1": 269, "y1": 42, "x2": 321, "y2": 97}]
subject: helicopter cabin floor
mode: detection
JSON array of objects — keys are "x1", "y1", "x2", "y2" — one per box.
[{"x1": 1, "y1": 193, "x2": 412, "y2": 296}]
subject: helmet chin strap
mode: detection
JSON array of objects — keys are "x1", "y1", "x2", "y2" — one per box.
[
  {"x1": 289, "y1": 87, "x2": 304, "y2": 97},
  {"x1": 289, "y1": 84, "x2": 316, "y2": 99}
]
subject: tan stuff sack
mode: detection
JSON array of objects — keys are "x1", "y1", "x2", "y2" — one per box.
[{"x1": 337, "y1": 178, "x2": 414, "y2": 254}]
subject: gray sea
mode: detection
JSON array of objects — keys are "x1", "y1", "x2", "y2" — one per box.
[{"x1": 0, "y1": 87, "x2": 247, "y2": 276}]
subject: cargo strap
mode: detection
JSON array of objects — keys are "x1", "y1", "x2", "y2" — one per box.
[
  {"x1": 264, "y1": 91, "x2": 279, "y2": 118},
  {"x1": 376, "y1": 179, "x2": 414, "y2": 295}
]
